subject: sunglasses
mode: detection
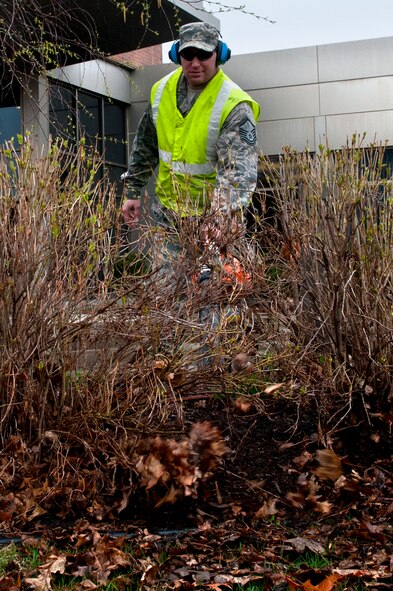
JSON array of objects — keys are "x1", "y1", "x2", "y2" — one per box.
[{"x1": 179, "y1": 48, "x2": 215, "y2": 62}]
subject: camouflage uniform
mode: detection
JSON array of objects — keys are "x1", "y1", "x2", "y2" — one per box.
[{"x1": 122, "y1": 22, "x2": 260, "y2": 280}]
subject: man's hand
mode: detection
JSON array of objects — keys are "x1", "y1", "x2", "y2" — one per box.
[{"x1": 122, "y1": 199, "x2": 141, "y2": 227}]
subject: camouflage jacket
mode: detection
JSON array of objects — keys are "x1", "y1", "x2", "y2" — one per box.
[{"x1": 122, "y1": 70, "x2": 259, "y2": 211}]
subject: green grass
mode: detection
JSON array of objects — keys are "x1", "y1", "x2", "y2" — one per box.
[
  {"x1": 0, "y1": 544, "x2": 19, "y2": 575},
  {"x1": 5, "y1": 544, "x2": 141, "y2": 591},
  {"x1": 234, "y1": 583, "x2": 266, "y2": 591},
  {"x1": 0, "y1": 543, "x2": 41, "y2": 575},
  {"x1": 52, "y1": 577, "x2": 80, "y2": 591},
  {"x1": 52, "y1": 580, "x2": 139, "y2": 591},
  {"x1": 289, "y1": 551, "x2": 332, "y2": 570},
  {"x1": 0, "y1": 542, "x2": 371, "y2": 591}
]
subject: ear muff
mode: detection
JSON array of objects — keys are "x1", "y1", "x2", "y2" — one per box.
[
  {"x1": 168, "y1": 40, "x2": 180, "y2": 64},
  {"x1": 168, "y1": 38, "x2": 232, "y2": 65},
  {"x1": 216, "y1": 40, "x2": 231, "y2": 65}
]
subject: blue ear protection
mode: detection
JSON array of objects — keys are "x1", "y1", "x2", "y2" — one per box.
[
  {"x1": 168, "y1": 39, "x2": 231, "y2": 65},
  {"x1": 216, "y1": 40, "x2": 231, "y2": 65},
  {"x1": 168, "y1": 41, "x2": 181, "y2": 64}
]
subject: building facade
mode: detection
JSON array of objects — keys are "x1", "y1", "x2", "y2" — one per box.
[
  {"x1": 1, "y1": 35, "x2": 393, "y2": 173},
  {"x1": 127, "y1": 35, "x2": 393, "y2": 159}
]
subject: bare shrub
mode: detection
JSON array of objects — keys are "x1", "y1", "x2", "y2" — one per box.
[
  {"x1": 5, "y1": 135, "x2": 392, "y2": 523},
  {"x1": 0, "y1": 136, "x2": 148, "y2": 444},
  {"x1": 0, "y1": 136, "x2": 251, "y2": 522},
  {"x1": 257, "y1": 141, "x2": 393, "y2": 398}
]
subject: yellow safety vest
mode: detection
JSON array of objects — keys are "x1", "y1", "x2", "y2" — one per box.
[{"x1": 151, "y1": 68, "x2": 260, "y2": 215}]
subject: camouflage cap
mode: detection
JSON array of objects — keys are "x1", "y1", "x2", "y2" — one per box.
[{"x1": 178, "y1": 22, "x2": 220, "y2": 53}]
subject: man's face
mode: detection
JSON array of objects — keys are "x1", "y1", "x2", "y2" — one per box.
[{"x1": 180, "y1": 47, "x2": 218, "y2": 89}]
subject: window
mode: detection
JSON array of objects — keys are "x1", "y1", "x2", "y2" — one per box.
[
  {"x1": 0, "y1": 106, "x2": 21, "y2": 147},
  {"x1": 49, "y1": 83, "x2": 127, "y2": 198},
  {"x1": 382, "y1": 146, "x2": 393, "y2": 178}
]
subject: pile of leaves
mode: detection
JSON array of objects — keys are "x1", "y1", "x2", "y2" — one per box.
[
  {"x1": 0, "y1": 394, "x2": 392, "y2": 589},
  {"x1": 0, "y1": 422, "x2": 228, "y2": 529},
  {"x1": 136, "y1": 421, "x2": 228, "y2": 507}
]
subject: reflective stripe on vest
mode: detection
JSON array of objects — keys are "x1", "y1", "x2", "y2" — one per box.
[
  {"x1": 158, "y1": 149, "x2": 215, "y2": 175},
  {"x1": 152, "y1": 71, "x2": 174, "y2": 126},
  {"x1": 206, "y1": 78, "x2": 241, "y2": 162}
]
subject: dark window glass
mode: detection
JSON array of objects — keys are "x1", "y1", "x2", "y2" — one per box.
[
  {"x1": 382, "y1": 147, "x2": 393, "y2": 178},
  {"x1": 49, "y1": 82, "x2": 127, "y2": 197},
  {"x1": 49, "y1": 85, "x2": 76, "y2": 143},
  {"x1": 105, "y1": 163, "x2": 126, "y2": 201},
  {"x1": 0, "y1": 106, "x2": 21, "y2": 146},
  {"x1": 78, "y1": 91, "x2": 102, "y2": 153},
  {"x1": 104, "y1": 101, "x2": 126, "y2": 164}
]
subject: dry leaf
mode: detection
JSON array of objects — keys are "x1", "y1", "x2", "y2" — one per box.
[
  {"x1": 278, "y1": 442, "x2": 297, "y2": 451},
  {"x1": 234, "y1": 396, "x2": 252, "y2": 413},
  {"x1": 303, "y1": 573, "x2": 342, "y2": 591},
  {"x1": 193, "y1": 571, "x2": 211, "y2": 583},
  {"x1": 0, "y1": 575, "x2": 21, "y2": 591},
  {"x1": 231, "y1": 352, "x2": 254, "y2": 373},
  {"x1": 116, "y1": 488, "x2": 132, "y2": 513},
  {"x1": 24, "y1": 573, "x2": 52, "y2": 591},
  {"x1": 40, "y1": 555, "x2": 66, "y2": 574},
  {"x1": 312, "y1": 499, "x2": 333, "y2": 514},
  {"x1": 137, "y1": 454, "x2": 168, "y2": 489},
  {"x1": 286, "y1": 537, "x2": 325, "y2": 554},
  {"x1": 26, "y1": 504, "x2": 48, "y2": 522},
  {"x1": 282, "y1": 240, "x2": 301, "y2": 261},
  {"x1": 286, "y1": 491, "x2": 306, "y2": 509},
  {"x1": 294, "y1": 450, "x2": 313, "y2": 467},
  {"x1": 136, "y1": 422, "x2": 227, "y2": 504},
  {"x1": 155, "y1": 485, "x2": 179, "y2": 508},
  {"x1": 254, "y1": 497, "x2": 278, "y2": 520},
  {"x1": 286, "y1": 577, "x2": 300, "y2": 591},
  {"x1": 332, "y1": 568, "x2": 376, "y2": 577},
  {"x1": 153, "y1": 359, "x2": 166, "y2": 369},
  {"x1": 78, "y1": 581, "x2": 98, "y2": 589},
  {"x1": 231, "y1": 504, "x2": 243, "y2": 515},
  {"x1": 315, "y1": 449, "x2": 343, "y2": 480},
  {"x1": 264, "y1": 382, "x2": 284, "y2": 394},
  {"x1": 354, "y1": 520, "x2": 386, "y2": 543}
]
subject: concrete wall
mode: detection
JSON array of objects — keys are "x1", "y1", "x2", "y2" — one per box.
[
  {"x1": 21, "y1": 75, "x2": 50, "y2": 147},
  {"x1": 49, "y1": 60, "x2": 133, "y2": 104},
  {"x1": 128, "y1": 36, "x2": 393, "y2": 155}
]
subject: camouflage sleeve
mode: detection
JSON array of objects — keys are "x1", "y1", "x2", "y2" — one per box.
[
  {"x1": 214, "y1": 102, "x2": 259, "y2": 211},
  {"x1": 121, "y1": 104, "x2": 159, "y2": 200}
]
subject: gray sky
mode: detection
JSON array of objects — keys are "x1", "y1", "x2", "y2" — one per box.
[
  {"x1": 163, "y1": 0, "x2": 393, "y2": 60},
  {"x1": 217, "y1": 0, "x2": 393, "y2": 54}
]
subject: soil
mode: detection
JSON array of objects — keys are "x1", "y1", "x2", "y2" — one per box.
[{"x1": 122, "y1": 389, "x2": 392, "y2": 534}]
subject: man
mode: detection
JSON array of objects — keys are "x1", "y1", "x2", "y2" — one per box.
[{"x1": 121, "y1": 21, "x2": 260, "y2": 246}]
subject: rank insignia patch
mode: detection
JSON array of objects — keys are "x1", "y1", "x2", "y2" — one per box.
[{"x1": 239, "y1": 117, "x2": 257, "y2": 145}]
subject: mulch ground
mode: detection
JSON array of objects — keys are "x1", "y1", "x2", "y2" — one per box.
[{"x1": 0, "y1": 387, "x2": 392, "y2": 590}]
